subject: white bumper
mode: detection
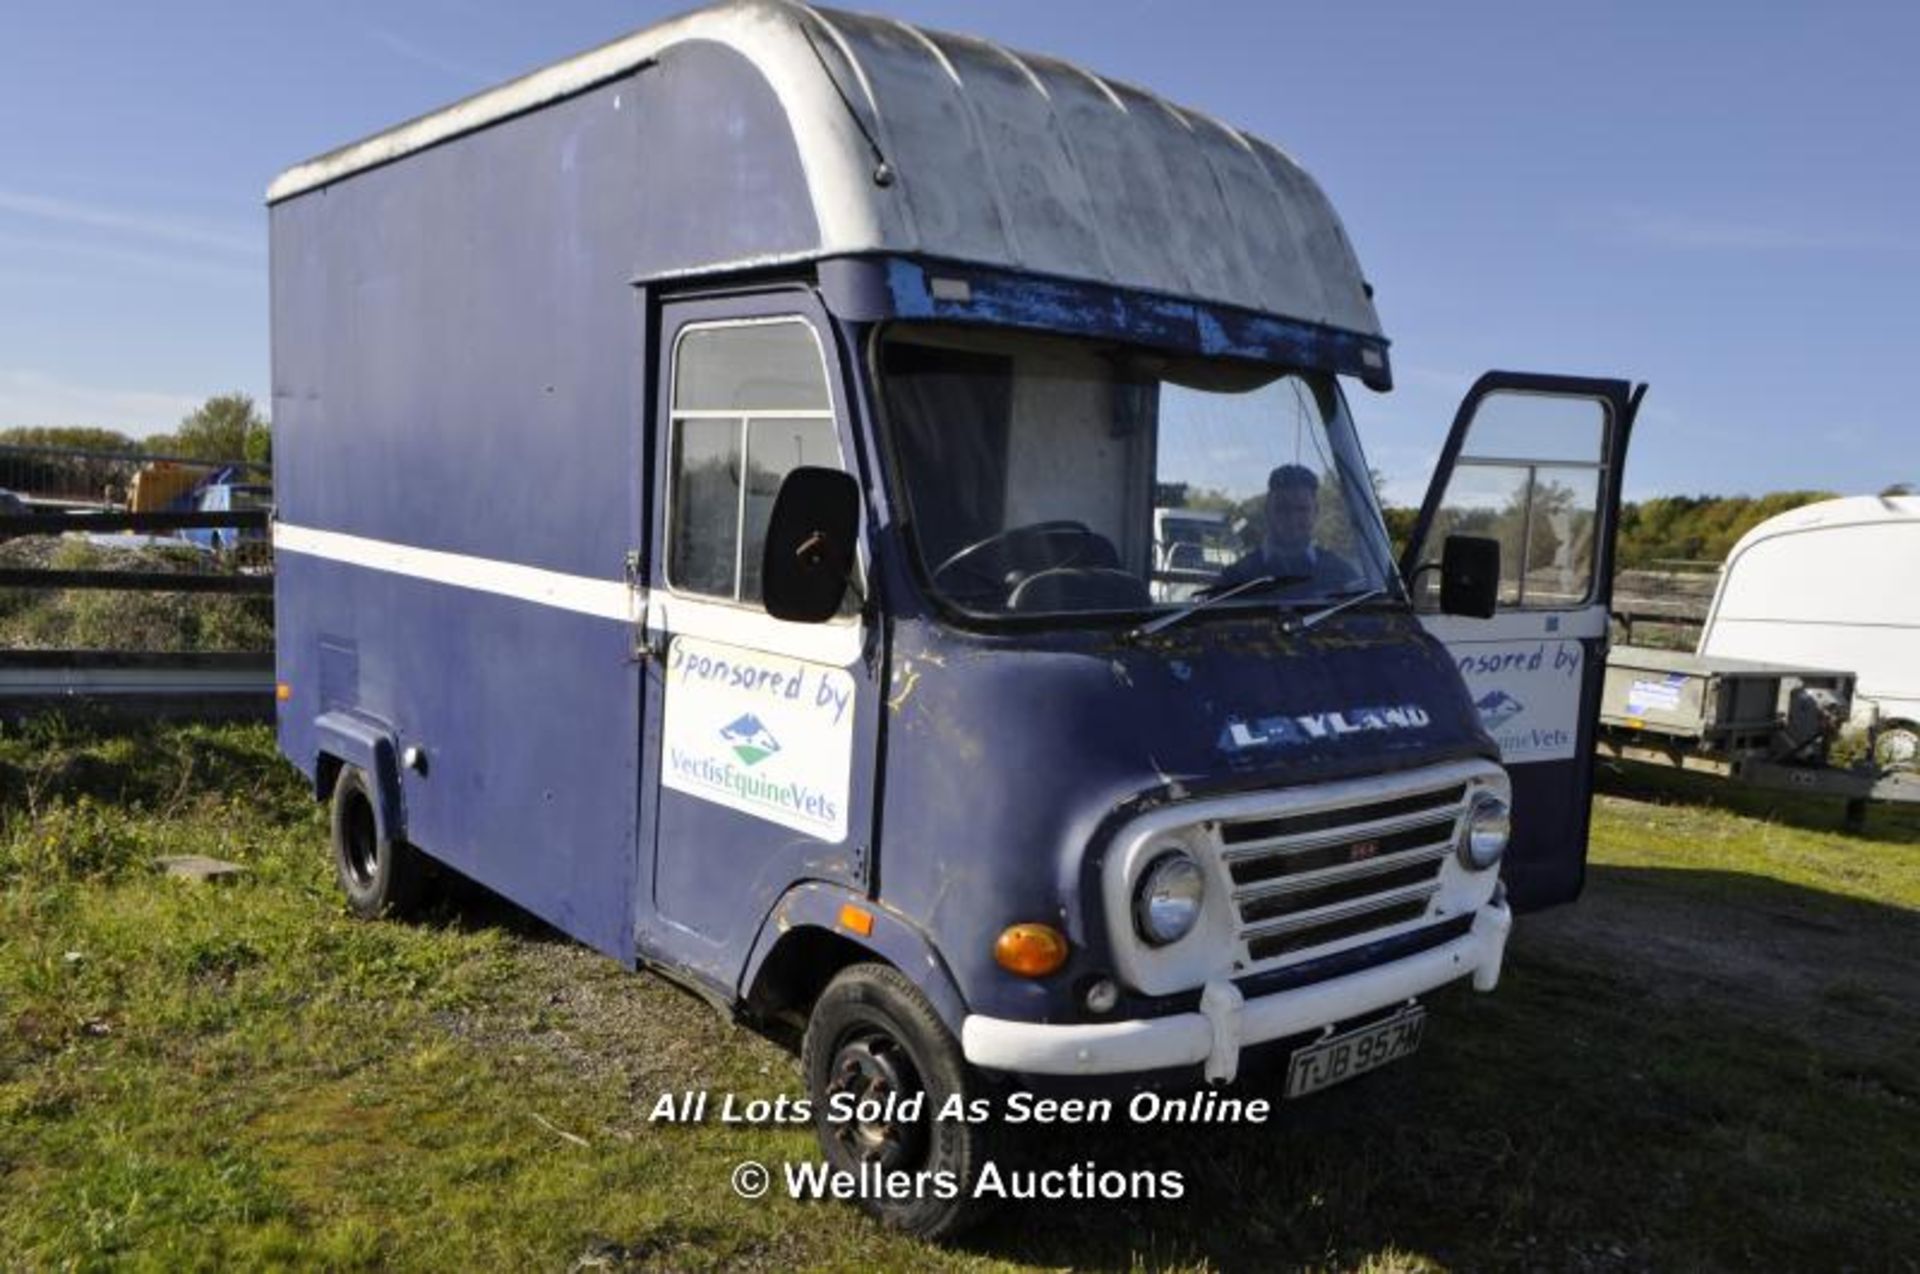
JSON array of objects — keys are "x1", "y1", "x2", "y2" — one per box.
[{"x1": 961, "y1": 899, "x2": 1512, "y2": 1084}]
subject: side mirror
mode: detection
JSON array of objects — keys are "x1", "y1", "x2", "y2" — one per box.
[
  {"x1": 1440, "y1": 534, "x2": 1501, "y2": 619},
  {"x1": 761, "y1": 467, "x2": 860, "y2": 624}
]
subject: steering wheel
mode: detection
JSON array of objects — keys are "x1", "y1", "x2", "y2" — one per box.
[{"x1": 930, "y1": 520, "x2": 1117, "y2": 600}]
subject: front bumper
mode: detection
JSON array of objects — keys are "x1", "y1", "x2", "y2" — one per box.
[{"x1": 961, "y1": 897, "x2": 1511, "y2": 1084}]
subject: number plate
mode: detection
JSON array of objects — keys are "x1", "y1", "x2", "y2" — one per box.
[{"x1": 1284, "y1": 1005, "x2": 1426, "y2": 1099}]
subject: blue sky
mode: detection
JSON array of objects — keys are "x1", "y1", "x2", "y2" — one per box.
[{"x1": 1, "y1": 1, "x2": 1913, "y2": 504}]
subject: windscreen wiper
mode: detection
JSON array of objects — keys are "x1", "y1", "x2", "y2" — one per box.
[
  {"x1": 1283, "y1": 586, "x2": 1387, "y2": 635},
  {"x1": 1125, "y1": 573, "x2": 1310, "y2": 641}
]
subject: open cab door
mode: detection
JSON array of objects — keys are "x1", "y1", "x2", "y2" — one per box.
[{"x1": 1404, "y1": 373, "x2": 1645, "y2": 911}]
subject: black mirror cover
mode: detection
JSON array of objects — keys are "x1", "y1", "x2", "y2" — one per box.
[
  {"x1": 761, "y1": 467, "x2": 860, "y2": 624},
  {"x1": 1440, "y1": 535, "x2": 1500, "y2": 619}
]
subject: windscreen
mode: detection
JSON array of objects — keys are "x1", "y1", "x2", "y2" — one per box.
[{"x1": 878, "y1": 325, "x2": 1396, "y2": 619}]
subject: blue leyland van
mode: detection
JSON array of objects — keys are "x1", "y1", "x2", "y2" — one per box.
[{"x1": 268, "y1": 0, "x2": 1642, "y2": 1236}]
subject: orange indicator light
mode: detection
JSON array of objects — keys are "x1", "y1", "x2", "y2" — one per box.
[{"x1": 994, "y1": 923, "x2": 1069, "y2": 977}]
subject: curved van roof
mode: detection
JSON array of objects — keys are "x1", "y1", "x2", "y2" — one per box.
[{"x1": 268, "y1": 0, "x2": 1383, "y2": 341}]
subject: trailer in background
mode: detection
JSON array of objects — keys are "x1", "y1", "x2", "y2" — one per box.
[{"x1": 1598, "y1": 644, "x2": 1918, "y2": 826}]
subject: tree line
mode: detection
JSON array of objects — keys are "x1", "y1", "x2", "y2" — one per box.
[
  {"x1": 1381, "y1": 486, "x2": 1912, "y2": 571},
  {"x1": 1612, "y1": 491, "x2": 1838, "y2": 569},
  {"x1": 0, "y1": 393, "x2": 270, "y2": 466},
  {"x1": 0, "y1": 395, "x2": 270, "y2": 500}
]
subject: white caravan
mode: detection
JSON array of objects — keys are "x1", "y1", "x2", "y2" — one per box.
[{"x1": 1698, "y1": 495, "x2": 1920, "y2": 766}]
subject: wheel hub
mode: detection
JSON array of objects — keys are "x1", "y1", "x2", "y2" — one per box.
[{"x1": 825, "y1": 1032, "x2": 925, "y2": 1169}]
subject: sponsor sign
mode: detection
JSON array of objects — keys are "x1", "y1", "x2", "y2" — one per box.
[
  {"x1": 661, "y1": 634, "x2": 854, "y2": 842},
  {"x1": 1626, "y1": 674, "x2": 1686, "y2": 716},
  {"x1": 1453, "y1": 639, "x2": 1584, "y2": 763}
]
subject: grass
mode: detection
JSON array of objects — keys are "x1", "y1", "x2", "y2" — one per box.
[
  {"x1": 0, "y1": 537, "x2": 272, "y2": 651},
  {"x1": 1, "y1": 720, "x2": 1915, "y2": 1271}
]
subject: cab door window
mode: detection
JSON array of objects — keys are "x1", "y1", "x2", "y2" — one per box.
[
  {"x1": 666, "y1": 320, "x2": 841, "y2": 605},
  {"x1": 1416, "y1": 392, "x2": 1608, "y2": 610}
]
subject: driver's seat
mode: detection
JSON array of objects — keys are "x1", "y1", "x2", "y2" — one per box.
[{"x1": 1007, "y1": 568, "x2": 1152, "y2": 613}]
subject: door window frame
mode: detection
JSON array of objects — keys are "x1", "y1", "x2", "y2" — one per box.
[
  {"x1": 660, "y1": 313, "x2": 857, "y2": 618},
  {"x1": 1427, "y1": 450, "x2": 1608, "y2": 610},
  {"x1": 1402, "y1": 376, "x2": 1635, "y2": 616}
]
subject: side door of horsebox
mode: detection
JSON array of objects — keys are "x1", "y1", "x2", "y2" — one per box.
[
  {"x1": 636, "y1": 292, "x2": 881, "y2": 992},
  {"x1": 1404, "y1": 373, "x2": 1644, "y2": 910}
]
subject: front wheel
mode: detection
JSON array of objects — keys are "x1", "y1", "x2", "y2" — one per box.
[{"x1": 800, "y1": 964, "x2": 993, "y2": 1239}]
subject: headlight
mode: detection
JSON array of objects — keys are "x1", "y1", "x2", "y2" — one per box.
[
  {"x1": 1458, "y1": 793, "x2": 1510, "y2": 870},
  {"x1": 1133, "y1": 850, "x2": 1205, "y2": 945}
]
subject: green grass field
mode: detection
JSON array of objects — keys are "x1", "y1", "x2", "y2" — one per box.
[
  {"x1": 0, "y1": 538, "x2": 272, "y2": 652},
  {"x1": 2, "y1": 720, "x2": 1915, "y2": 1271}
]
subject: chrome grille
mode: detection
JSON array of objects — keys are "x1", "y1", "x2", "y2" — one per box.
[{"x1": 1223, "y1": 782, "x2": 1468, "y2": 962}]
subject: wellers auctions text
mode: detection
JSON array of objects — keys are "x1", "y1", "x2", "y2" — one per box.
[
  {"x1": 650, "y1": 1089, "x2": 1273, "y2": 1126},
  {"x1": 787, "y1": 1160, "x2": 1186, "y2": 1202}
]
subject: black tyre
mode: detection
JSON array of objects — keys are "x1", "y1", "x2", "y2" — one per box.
[
  {"x1": 801, "y1": 963, "x2": 993, "y2": 1239},
  {"x1": 330, "y1": 764, "x2": 427, "y2": 919}
]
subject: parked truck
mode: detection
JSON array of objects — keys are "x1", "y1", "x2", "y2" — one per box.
[{"x1": 269, "y1": 0, "x2": 1641, "y2": 1236}]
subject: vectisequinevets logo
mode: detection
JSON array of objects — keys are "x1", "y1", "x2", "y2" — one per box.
[
  {"x1": 719, "y1": 714, "x2": 781, "y2": 767},
  {"x1": 1474, "y1": 690, "x2": 1525, "y2": 731}
]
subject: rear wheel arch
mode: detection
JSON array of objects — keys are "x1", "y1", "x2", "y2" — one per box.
[{"x1": 311, "y1": 711, "x2": 407, "y2": 846}]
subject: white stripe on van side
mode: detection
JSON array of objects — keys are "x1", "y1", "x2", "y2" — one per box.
[{"x1": 273, "y1": 523, "x2": 637, "y2": 622}]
